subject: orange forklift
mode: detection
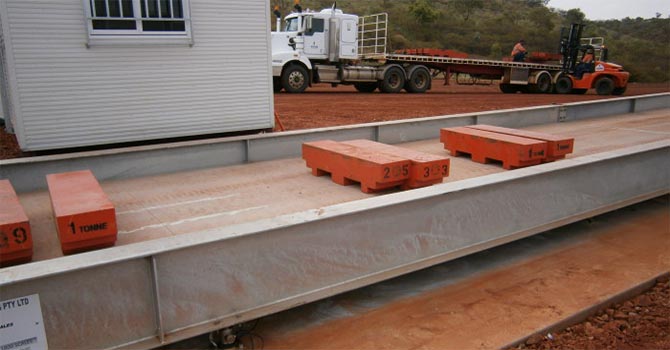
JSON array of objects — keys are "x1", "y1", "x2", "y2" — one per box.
[{"x1": 554, "y1": 23, "x2": 629, "y2": 95}]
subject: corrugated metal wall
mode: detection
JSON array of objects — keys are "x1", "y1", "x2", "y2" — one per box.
[
  {"x1": 0, "y1": 81, "x2": 4, "y2": 122},
  {"x1": 0, "y1": 11, "x2": 8, "y2": 126},
  {"x1": 2, "y1": 0, "x2": 274, "y2": 151}
]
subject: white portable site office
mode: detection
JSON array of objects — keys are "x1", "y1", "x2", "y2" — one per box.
[
  {"x1": 0, "y1": 83, "x2": 4, "y2": 121},
  {"x1": 0, "y1": 0, "x2": 274, "y2": 151}
]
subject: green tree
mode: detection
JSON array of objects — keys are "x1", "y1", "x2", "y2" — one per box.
[
  {"x1": 449, "y1": 0, "x2": 484, "y2": 21},
  {"x1": 409, "y1": 0, "x2": 439, "y2": 23},
  {"x1": 272, "y1": 0, "x2": 668, "y2": 82},
  {"x1": 565, "y1": 8, "x2": 586, "y2": 24},
  {"x1": 489, "y1": 42, "x2": 503, "y2": 59}
]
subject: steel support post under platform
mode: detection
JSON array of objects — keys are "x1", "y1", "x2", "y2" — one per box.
[{"x1": 0, "y1": 140, "x2": 667, "y2": 349}]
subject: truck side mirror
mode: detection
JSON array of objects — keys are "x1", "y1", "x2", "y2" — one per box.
[
  {"x1": 305, "y1": 17, "x2": 312, "y2": 33},
  {"x1": 289, "y1": 38, "x2": 296, "y2": 50}
]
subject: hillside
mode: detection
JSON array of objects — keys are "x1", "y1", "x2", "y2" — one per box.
[{"x1": 272, "y1": 0, "x2": 670, "y2": 82}]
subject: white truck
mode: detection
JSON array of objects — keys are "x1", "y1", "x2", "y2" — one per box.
[
  {"x1": 270, "y1": 6, "x2": 629, "y2": 96},
  {"x1": 271, "y1": 8, "x2": 433, "y2": 94}
]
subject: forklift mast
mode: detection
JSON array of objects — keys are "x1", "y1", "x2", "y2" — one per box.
[{"x1": 559, "y1": 23, "x2": 583, "y2": 74}]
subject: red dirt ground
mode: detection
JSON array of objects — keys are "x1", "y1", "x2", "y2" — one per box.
[
  {"x1": 516, "y1": 277, "x2": 670, "y2": 350},
  {"x1": 274, "y1": 82, "x2": 670, "y2": 130}
]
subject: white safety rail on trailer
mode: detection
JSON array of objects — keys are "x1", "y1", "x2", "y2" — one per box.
[{"x1": 358, "y1": 13, "x2": 387, "y2": 57}]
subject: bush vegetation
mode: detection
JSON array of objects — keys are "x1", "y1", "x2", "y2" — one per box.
[{"x1": 272, "y1": 0, "x2": 670, "y2": 82}]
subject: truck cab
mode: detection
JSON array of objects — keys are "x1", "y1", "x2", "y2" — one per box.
[
  {"x1": 271, "y1": 9, "x2": 360, "y2": 93},
  {"x1": 271, "y1": 7, "x2": 429, "y2": 94}
]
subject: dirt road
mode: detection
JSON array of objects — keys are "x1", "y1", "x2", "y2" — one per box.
[{"x1": 274, "y1": 82, "x2": 669, "y2": 130}]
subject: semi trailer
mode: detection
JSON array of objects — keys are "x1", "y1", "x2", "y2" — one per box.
[{"x1": 271, "y1": 5, "x2": 629, "y2": 95}]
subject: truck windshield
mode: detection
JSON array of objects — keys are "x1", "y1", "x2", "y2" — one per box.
[{"x1": 284, "y1": 17, "x2": 300, "y2": 32}]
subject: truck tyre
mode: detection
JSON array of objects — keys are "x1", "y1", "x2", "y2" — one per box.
[
  {"x1": 530, "y1": 73, "x2": 552, "y2": 94},
  {"x1": 282, "y1": 65, "x2": 309, "y2": 93},
  {"x1": 595, "y1": 77, "x2": 615, "y2": 95},
  {"x1": 405, "y1": 68, "x2": 431, "y2": 93},
  {"x1": 354, "y1": 82, "x2": 378, "y2": 93},
  {"x1": 555, "y1": 76, "x2": 573, "y2": 94},
  {"x1": 380, "y1": 67, "x2": 405, "y2": 93},
  {"x1": 612, "y1": 86, "x2": 627, "y2": 95}
]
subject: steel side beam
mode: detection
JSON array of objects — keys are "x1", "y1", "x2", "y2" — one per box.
[{"x1": 0, "y1": 140, "x2": 667, "y2": 349}]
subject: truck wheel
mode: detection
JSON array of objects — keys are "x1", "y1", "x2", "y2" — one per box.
[
  {"x1": 282, "y1": 65, "x2": 309, "y2": 93},
  {"x1": 354, "y1": 82, "x2": 378, "y2": 93},
  {"x1": 612, "y1": 86, "x2": 627, "y2": 95},
  {"x1": 380, "y1": 67, "x2": 405, "y2": 93},
  {"x1": 595, "y1": 77, "x2": 615, "y2": 95},
  {"x1": 406, "y1": 68, "x2": 430, "y2": 93},
  {"x1": 530, "y1": 73, "x2": 552, "y2": 94},
  {"x1": 555, "y1": 76, "x2": 573, "y2": 94}
]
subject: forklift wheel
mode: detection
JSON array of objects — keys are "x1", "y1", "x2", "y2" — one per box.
[
  {"x1": 595, "y1": 77, "x2": 615, "y2": 95},
  {"x1": 555, "y1": 76, "x2": 573, "y2": 94}
]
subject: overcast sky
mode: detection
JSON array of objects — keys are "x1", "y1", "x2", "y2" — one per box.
[{"x1": 548, "y1": 0, "x2": 670, "y2": 20}]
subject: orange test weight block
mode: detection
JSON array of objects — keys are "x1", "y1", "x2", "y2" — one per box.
[
  {"x1": 342, "y1": 139, "x2": 450, "y2": 189},
  {"x1": 465, "y1": 125, "x2": 574, "y2": 162},
  {"x1": 46, "y1": 170, "x2": 117, "y2": 255},
  {"x1": 0, "y1": 180, "x2": 33, "y2": 267},
  {"x1": 302, "y1": 140, "x2": 411, "y2": 193},
  {"x1": 440, "y1": 127, "x2": 548, "y2": 169}
]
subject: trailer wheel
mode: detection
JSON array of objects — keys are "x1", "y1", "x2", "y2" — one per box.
[
  {"x1": 406, "y1": 68, "x2": 431, "y2": 93},
  {"x1": 282, "y1": 65, "x2": 309, "y2": 93},
  {"x1": 380, "y1": 67, "x2": 405, "y2": 93},
  {"x1": 612, "y1": 86, "x2": 627, "y2": 95},
  {"x1": 595, "y1": 77, "x2": 615, "y2": 95},
  {"x1": 354, "y1": 82, "x2": 378, "y2": 93},
  {"x1": 555, "y1": 76, "x2": 573, "y2": 94},
  {"x1": 530, "y1": 73, "x2": 552, "y2": 94}
]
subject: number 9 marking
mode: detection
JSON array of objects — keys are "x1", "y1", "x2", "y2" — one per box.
[{"x1": 13, "y1": 227, "x2": 28, "y2": 244}]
